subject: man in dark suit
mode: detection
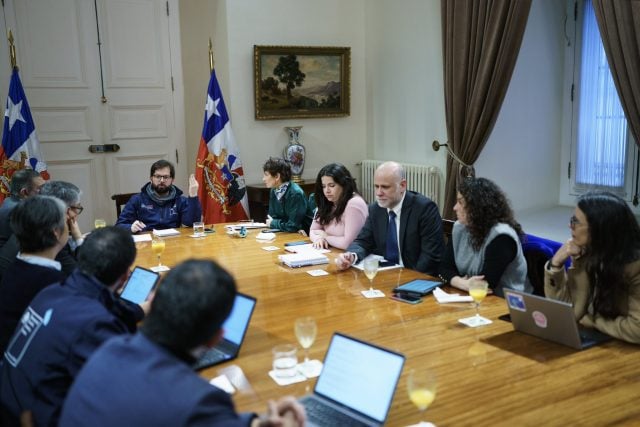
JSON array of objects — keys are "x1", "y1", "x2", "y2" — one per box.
[
  {"x1": 336, "y1": 161, "x2": 444, "y2": 275},
  {"x1": 0, "y1": 169, "x2": 45, "y2": 248}
]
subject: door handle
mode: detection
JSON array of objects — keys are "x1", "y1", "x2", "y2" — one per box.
[{"x1": 88, "y1": 144, "x2": 120, "y2": 153}]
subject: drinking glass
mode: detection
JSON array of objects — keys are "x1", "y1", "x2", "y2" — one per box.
[
  {"x1": 407, "y1": 368, "x2": 437, "y2": 420},
  {"x1": 294, "y1": 316, "x2": 317, "y2": 367},
  {"x1": 272, "y1": 344, "x2": 298, "y2": 378},
  {"x1": 193, "y1": 221, "x2": 205, "y2": 237},
  {"x1": 363, "y1": 257, "x2": 379, "y2": 292},
  {"x1": 468, "y1": 278, "x2": 489, "y2": 322},
  {"x1": 94, "y1": 219, "x2": 106, "y2": 229},
  {"x1": 151, "y1": 235, "x2": 166, "y2": 267}
]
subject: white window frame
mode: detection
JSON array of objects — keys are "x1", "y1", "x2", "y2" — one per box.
[{"x1": 561, "y1": 0, "x2": 639, "y2": 209}]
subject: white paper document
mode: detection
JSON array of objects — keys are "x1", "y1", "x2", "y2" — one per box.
[
  {"x1": 133, "y1": 233, "x2": 152, "y2": 243},
  {"x1": 152, "y1": 228, "x2": 180, "y2": 237},
  {"x1": 284, "y1": 243, "x2": 330, "y2": 254},
  {"x1": 433, "y1": 287, "x2": 473, "y2": 303},
  {"x1": 278, "y1": 252, "x2": 329, "y2": 268}
]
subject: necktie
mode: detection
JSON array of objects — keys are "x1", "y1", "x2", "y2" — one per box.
[{"x1": 385, "y1": 210, "x2": 399, "y2": 264}]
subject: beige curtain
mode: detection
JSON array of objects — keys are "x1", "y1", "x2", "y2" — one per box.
[
  {"x1": 592, "y1": 0, "x2": 640, "y2": 148},
  {"x1": 441, "y1": 0, "x2": 532, "y2": 219}
]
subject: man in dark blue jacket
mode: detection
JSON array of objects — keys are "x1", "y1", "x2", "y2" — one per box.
[
  {"x1": 0, "y1": 227, "x2": 147, "y2": 427},
  {"x1": 115, "y1": 159, "x2": 202, "y2": 233},
  {"x1": 59, "y1": 259, "x2": 305, "y2": 427}
]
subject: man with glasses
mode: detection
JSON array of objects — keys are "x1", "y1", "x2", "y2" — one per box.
[
  {"x1": 0, "y1": 181, "x2": 84, "y2": 281},
  {"x1": 116, "y1": 160, "x2": 202, "y2": 233}
]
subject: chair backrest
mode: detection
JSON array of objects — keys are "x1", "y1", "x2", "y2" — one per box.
[
  {"x1": 522, "y1": 234, "x2": 563, "y2": 296},
  {"x1": 111, "y1": 193, "x2": 136, "y2": 217},
  {"x1": 442, "y1": 219, "x2": 455, "y2": 244}
]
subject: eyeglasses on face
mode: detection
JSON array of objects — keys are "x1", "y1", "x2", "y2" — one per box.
[
  {"x1": 569, "y1": 215, "x2": 586, "y2": 229},
  {"x1": 69, "y1": 205, "x2": 84, "y2": 215},
  {"x1": 152, "y1": 174, "x2": 172, "y2": 181}
]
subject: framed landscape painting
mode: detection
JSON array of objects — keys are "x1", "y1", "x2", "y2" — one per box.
[{"x1": 254, "y1": 45, "x2": 351, "y2": 120}]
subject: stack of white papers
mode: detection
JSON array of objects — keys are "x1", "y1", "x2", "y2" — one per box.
[
  {"x1": 278, "y1": 252, "x2": 329, "y2": 268},
  {"x1": 152, "y1": 228, "x2": 180, "y2": 237},
  {"x1": 284, "y1": 243, "x2": 330, "y2": 254},
  {"x1": 433, "y1": 287, "x2": 473, "y2": 303}
]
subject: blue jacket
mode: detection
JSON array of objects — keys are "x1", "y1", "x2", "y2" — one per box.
[
  {"x1": 0, "y1": 270, "x2": 141, "y2": 427},
  {"x1": 115, "y1": 183, "x2": 202, "y2": 232},
  {"x1": 59, "y1": 333, "x2": 255, "y2": 427}
]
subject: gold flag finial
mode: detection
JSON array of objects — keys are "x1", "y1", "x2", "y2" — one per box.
[
  {"x1": 208, "y1": 38, "x2": 214, "y2": 73},
  {"x1": 8, "y1": 29, "x2": 18, "y2": 70}
]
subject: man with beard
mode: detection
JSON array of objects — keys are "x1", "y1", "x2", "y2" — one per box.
[
  {"x1": 335, "y1": 161, "x2": 444, "y2": 275},
  {"x1": 116, "y1": 160, "x2": 202, "y2": 233}
]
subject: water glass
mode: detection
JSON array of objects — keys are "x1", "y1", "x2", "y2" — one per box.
[
  {"x1": 272, "y1": 344, "x2": 298, "y2": 378},
  {"x1": 193, "y1": 221, "x2": 205, "y2": 237}
]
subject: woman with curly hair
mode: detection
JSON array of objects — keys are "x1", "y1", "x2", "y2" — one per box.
[
  {"x1": 439, "y1": 177, "x2": 530, "y2": 297},
  {"x1": 309, "y1": 163, "x2": 368, "y2": 250},
  {"x1": 545, "y1": 191, "x2": 640, "y2": 343}
]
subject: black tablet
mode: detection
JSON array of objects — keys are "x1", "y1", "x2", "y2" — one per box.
[{"x1": 120, "y1": 266, "x2": 160, "y2": 304}]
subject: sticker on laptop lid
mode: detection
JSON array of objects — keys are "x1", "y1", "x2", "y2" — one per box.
[
  {"x1": 532, "y1": 310, "x2": 548, "y2": 328},
  {"x1": 506, "y1": 293, "x2": 526, "y2": 312}
]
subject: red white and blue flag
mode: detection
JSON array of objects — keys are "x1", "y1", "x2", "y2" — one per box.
[
  {"x1": 195, "y1": 69, "x2": 249, "y2": 223},
  {"x1": 0, "y1": 69, "x2": 49, "y2": 202}
]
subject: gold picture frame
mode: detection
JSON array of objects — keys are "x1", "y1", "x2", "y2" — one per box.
[{"x1": 254, "y1": 45, "x2": 351, "y2": 120}]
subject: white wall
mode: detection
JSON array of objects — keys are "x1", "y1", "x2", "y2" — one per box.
[
  {"x1": 476, "y1": 0, "x2": 566, "y2": 213},
  {"x1": 365, "y1": 0, "x2": 447, "y2": 176},
  {"x1": 180, "y1": 0, "x2": 368, "y2": 186}
]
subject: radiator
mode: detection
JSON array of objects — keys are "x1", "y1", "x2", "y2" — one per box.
[{"x1": 360, "y1": 160, "x2": 442, "y2": 207}]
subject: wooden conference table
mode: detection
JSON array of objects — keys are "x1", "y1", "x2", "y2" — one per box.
[{"x1": 134, "y1": 227, "x2": 640, "y2": 426}]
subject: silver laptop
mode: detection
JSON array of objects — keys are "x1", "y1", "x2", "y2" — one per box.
[
  {"x1": 504, "y1": 290, "x2": 611, "y2": 350},
  {"x1": 299, "y1": 332, "x2": 405, "y2": 427},
  {"x1": 192, "y1": 293, "x2": 257, "y2": 370}
]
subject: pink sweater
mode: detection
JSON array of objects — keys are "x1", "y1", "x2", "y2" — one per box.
[{"x1": 309, "y1": 195, "x2": 369, "y2": 250}]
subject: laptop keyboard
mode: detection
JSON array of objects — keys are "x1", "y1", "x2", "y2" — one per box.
[
  {"x1": 192, "y1": 348, "x2": 229, "y2": 370},
  {"x1": 304, "y1": 399, "x2": 370, "y2": 427}
]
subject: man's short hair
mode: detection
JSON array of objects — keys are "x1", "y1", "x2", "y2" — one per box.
[
  {"x1": 150, "y1": 160, "x2": 175, "y2": 179},
  {"x1": 77, "y1": 227, "x2": 136, "y2": 286},
  {"x1": 10, "y1": 196, "x2": 66, "y2": 253},
  {"x1": 141, "y1": 259, "x2": 236, "y2": 352},
  {"x1": 262, "y1": 158, "x2": 292, "y2": 183},
  {"x1": 9, "y1": 169, "x2": 40, "y2": 197},
  {"x1": 39, "y1": 181, "x2": 81, "y2": 207}
]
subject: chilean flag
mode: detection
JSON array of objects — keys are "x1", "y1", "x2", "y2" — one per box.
[
  {"x1": 0, "y1": 69, "x2": 49, "y2": 201},
  {"x1": 195, "y1": 69, "x2": 249, "y2": 223}
]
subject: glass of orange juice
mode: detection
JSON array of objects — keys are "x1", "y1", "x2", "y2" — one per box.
[{"x1": 407, "y1": 368, "x2": 436, "y2": 420}]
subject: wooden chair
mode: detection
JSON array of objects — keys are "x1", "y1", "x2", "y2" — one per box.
[{"x1": 111, "y1": 193, "x2": 137, "y2": 217}]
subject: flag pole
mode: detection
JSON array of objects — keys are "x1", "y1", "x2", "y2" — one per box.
[
  {"x1": 7, "y1": 29, "x2": 18, "y2": 70},
  {"x1": 208, "y1": 38, "x2": 214, "y2": 73}
]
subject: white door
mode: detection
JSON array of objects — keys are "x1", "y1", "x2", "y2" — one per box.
[{"x1": 1, "y1": 0, "x2": 183, "y2": 230}]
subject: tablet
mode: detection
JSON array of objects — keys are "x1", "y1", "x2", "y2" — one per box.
[
  {"x1": 120, "y1": 266, "x2": 160, "y2": 304},
  {"x1": 393, "y1": 279, "x2": 441, "y2": 296}
]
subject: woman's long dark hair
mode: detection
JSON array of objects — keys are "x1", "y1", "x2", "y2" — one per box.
[
  {"x1": 314, "y1": 163, "x2": 359, "y2": 226},
  {"x1": 578, "y1": 191, "x2": 640, "y2": 319},
  {"x1": 458, "y1": 177, "x2": 523, "y2": 251}
]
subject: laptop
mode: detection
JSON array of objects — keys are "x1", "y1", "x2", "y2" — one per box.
[
  {"x1": 504, "y1": 289, "x2": 611, "y2": 350},
  {"x1": 299, "y1": 332, "x2": 405, "y2": 427},
  {"x1": 192, "y1": 293, "x2": 257, "y2": 370}
]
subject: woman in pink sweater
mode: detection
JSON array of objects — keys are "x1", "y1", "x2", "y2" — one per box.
[{"x1": 310, "y1": 163, "x2": 368, "y2": 250}]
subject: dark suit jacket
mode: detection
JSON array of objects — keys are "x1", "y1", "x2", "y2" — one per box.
[{"x1": 347, "y1": 191, "x2": 444, "y2": 275}]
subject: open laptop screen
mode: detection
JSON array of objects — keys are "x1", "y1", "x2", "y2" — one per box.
[
  {"x1": 314, "y1": 333, "x2": 405, "y2": 423},
  {"x1": 221, "y1": 294, "x2": 255, "y2": 345}
]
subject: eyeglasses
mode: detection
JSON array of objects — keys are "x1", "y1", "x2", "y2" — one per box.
[
  {"x1": 69, "y1": 205, "x2": 84, "y2": 215},
  {"x1": 569, "y1": 215, "x2": 586, "y2": 229},
  {"x1": 152, "y1": 174, "x2": 172, "y2": 181}
]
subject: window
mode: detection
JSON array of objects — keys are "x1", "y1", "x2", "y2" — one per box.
[{"x1": 569, "y1": 0, "x2": 638, "y2": 199}]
